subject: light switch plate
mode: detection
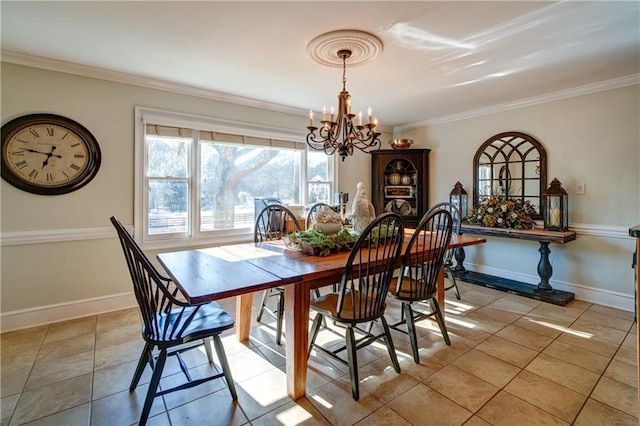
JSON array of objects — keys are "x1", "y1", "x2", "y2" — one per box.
[{"x1": 576, "y1": 182, "x2": 585, "y2": 195}]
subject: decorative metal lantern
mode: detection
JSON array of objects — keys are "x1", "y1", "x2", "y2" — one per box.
[
  {"x1": 449, "y1": 181, "x2": 468, "y2": 219},
  {"x1": 543, "y1": 178, "x2": 568, "y2": 231}
]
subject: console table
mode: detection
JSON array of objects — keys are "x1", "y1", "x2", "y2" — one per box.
[
  {"x1": 455, "y1": 224, "x2": 577, "y2": 305},
  {"x1": 628, "y1": 224, "x2": 639, "y2": 418}
]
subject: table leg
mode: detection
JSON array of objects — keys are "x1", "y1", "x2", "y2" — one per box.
[
  {"x1": 236, "y1": 293, "x2": 253, "y2": 341},
  {"x1": 436, "y1": 266, "x2": 445, "y2": 316},
  {"x1": 284, "y1": 281, "x2": 309, "y2": 400},
  {"x1": 536, "y1": 242, "x2": 554, "y2": 292},
  {"x1": 453, "y1": 247, "x2": 467, "y2": 273}
]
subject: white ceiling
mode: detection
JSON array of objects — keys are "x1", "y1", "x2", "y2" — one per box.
[{"x1": 2, "y1": 1, "x2": 639, "y2": 128}]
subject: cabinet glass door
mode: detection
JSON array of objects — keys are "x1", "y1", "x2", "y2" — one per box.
[{"x1": 382, "y1": 158, "x2": 418, "y2": 218}]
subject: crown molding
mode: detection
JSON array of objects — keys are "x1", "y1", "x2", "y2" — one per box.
[
  {"x1": 395, "y1": 74, "x2": 640, "y2": 131},
  {"x1": 1, "y1": 50, "x2": 310, "y2": 117},
  {"x1": 0, "y1": 50, "x2": 394, "y2": 134}
]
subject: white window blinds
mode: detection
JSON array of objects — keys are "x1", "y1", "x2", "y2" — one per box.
[
  {"x1": 199, "y1": 131, "x2": 305, "y2": 150},
  {"x1": 145, "y1": 125, "x2": 304, "y2": 150}
]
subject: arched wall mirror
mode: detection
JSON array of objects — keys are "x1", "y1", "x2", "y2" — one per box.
[{"x1": 473, "y1": 131, "x2": 547, "y2": 219}]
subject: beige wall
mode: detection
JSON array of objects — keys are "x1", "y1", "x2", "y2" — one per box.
[
  {"x1": 396, "y1": 84, "x2": 640, "y2": 301},
  {"x1": 0, "y1": 62, "x2": 390, "y2": 323},
  {"x1": 1, "y1": 62, "x2": 638, "y2": 330}
]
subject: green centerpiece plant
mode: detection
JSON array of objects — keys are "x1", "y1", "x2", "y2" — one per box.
[{"x1": 285, "y1": 227, "x2": 358, "y2": 257}]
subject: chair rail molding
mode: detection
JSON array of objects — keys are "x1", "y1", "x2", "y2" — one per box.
[
  {"x1": 1, "y1": 222, "x2": 630, "y2": 246},
  {"x1": 1, "y1": 225, "x2": 118, "y2": 246},
  {"x1": 569, "y1": 222, "x2": 631, "y2": 239}
]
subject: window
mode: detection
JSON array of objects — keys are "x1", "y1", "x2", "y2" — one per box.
[
  {"x1": 135, "y1": 107, "x2": 335, "y2": 248},
  {"x1": 307, "y1": 150, "x2": 332, "y2": 204}
]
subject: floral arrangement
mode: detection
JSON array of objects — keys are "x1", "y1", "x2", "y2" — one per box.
[{"x1": 464, "y1": 197, "x2": 537, "y2": 230}]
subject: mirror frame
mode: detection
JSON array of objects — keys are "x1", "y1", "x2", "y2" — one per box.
[{"x1": 473, "y1": 131, "x2": 547, "y2": 219}]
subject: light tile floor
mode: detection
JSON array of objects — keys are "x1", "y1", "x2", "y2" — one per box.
[{"x1": 1, "y1": 281, "x2": 638, "y2": 425}]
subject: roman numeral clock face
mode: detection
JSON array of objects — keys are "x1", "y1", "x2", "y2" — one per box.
[{"x1": 1, "y1": 114, "x2": 101, "y2": 195}]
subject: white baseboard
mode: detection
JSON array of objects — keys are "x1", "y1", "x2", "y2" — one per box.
[
  {"x1": 0, "y1": 292, "x2": 137, "y2": 333},
  {"x1": 464, "y1": 263, "x2": 635, "y2": 313}
]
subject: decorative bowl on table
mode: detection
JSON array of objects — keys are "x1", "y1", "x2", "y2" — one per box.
[
  {"x1": 313, "y1": 221, "x2": 342, "y2": 235},
  {"x1": 388, "y1": 139, "x2": 413, "y2": 150}
]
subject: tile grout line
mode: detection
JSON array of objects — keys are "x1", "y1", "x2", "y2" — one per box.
[
  {"x1": 7, "y1": 324, "x2": 50, "y2": 426},
  {"x1": 2, "y1": 291, "x2": 636, "y2": 425}
]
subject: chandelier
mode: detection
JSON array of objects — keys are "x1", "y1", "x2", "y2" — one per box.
[{"x1": 305, "y1": 30, "x2": 383, "y2": 161}]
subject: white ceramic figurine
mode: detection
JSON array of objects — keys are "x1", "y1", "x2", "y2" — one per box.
[{"x1": 351, "y1": 182, "x2": 376, "y2": 233}]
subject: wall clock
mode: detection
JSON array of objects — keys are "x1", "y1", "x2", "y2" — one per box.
[{"x1": 1, "y1": 113, "x2": 101, "y2": 195}]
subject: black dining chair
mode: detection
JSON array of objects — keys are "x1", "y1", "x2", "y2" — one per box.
[
  {"x1": 307, "y1": 212, "x2": 404, "y2": 400},
  {"x1": 254, "y1": 204, "x2": 302, "y2": 345},
  {"x1": 388, "y1": 208, "x2": 453, "y2": 363},
  {"x1": 428, "y1": 202, "x2": 463, "y2": 300},
  {"x1": 110, "y1": 216, "x2": 237, "y2": 425}
]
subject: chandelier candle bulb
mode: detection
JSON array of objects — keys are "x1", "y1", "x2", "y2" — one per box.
[
  {"x1": 358, "y1": 111, "x2": 363, "y2": 126},
  {"x1": 322, "y1": 106, "x2": 327, "y2": 121},
  {"x1": 347, "y1": 99, "x2": 351, "y2": 114},
  {"x1": 549, "y1": 209, "x2": 561, "y2": 227},
  {"x1": 367, "y1": 107, "x2": 372, "y2": 123},
  {"x1": 309, "y1": 110, "x2": 314, "y2": 127}
]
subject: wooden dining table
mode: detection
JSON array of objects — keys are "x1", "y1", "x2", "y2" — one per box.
[{"x1": 157, "y1": 231, "x2": 486, "y2": 400}]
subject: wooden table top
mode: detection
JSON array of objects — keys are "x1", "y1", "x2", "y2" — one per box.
[
  {"x1": 157, "y1": 245, "x2": 286, "y2": 305},
  {"x1": 157, "y1": 233, "x2": 487, "y2": 305}
]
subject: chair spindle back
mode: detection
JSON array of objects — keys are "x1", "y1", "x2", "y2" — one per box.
[
  {"x1": 254, "y1": 204, "x2": 302, "y2": 242},
  {"x1": 396, "y1": 209, "x2": 453, "y2": 300},
  {"x1": 428, "y1": 202, "x2": 461, "y2": 266},
  {"x1": 337, "y1": 212, "x2": 404, "y2": 322},
  {"x1": 110, "y1": 216, "x2": 198, "y2": 343}
]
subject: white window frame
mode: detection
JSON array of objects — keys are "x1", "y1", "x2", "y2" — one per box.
[{"x1": 134, "y1": 106, "x2": 336, "y2": 250}]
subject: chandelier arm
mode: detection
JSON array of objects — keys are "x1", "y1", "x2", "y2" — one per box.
[
  {"x1": 352, "y1": 129, "x2": 381, "y2": 146},
  {"x1": 342, "y1": 119, "x2": 381, "y2": 153},
  {"x1": 306, "y1": 131, "x2": 339, "y2": 155},
  {"x1": 319, "y1": 120, "x2": 342, "y2": 146}
]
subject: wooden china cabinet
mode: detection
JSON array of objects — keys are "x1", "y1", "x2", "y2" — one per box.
[{"x1": 371, "y1": 149, "x2": 430, "y2": 227}]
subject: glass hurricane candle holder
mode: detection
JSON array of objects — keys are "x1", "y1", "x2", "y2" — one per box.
[{"x1": 543, "y1": 178, "x2": 568, "y2": 231}]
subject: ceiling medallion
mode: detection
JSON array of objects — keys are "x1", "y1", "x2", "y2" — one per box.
[
  {"x1": 305, "y1": 30, "x2": 384, "y2": 161},
  {"x1": 307, "y1": 29, "x2": 384, "y2": 67}
]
